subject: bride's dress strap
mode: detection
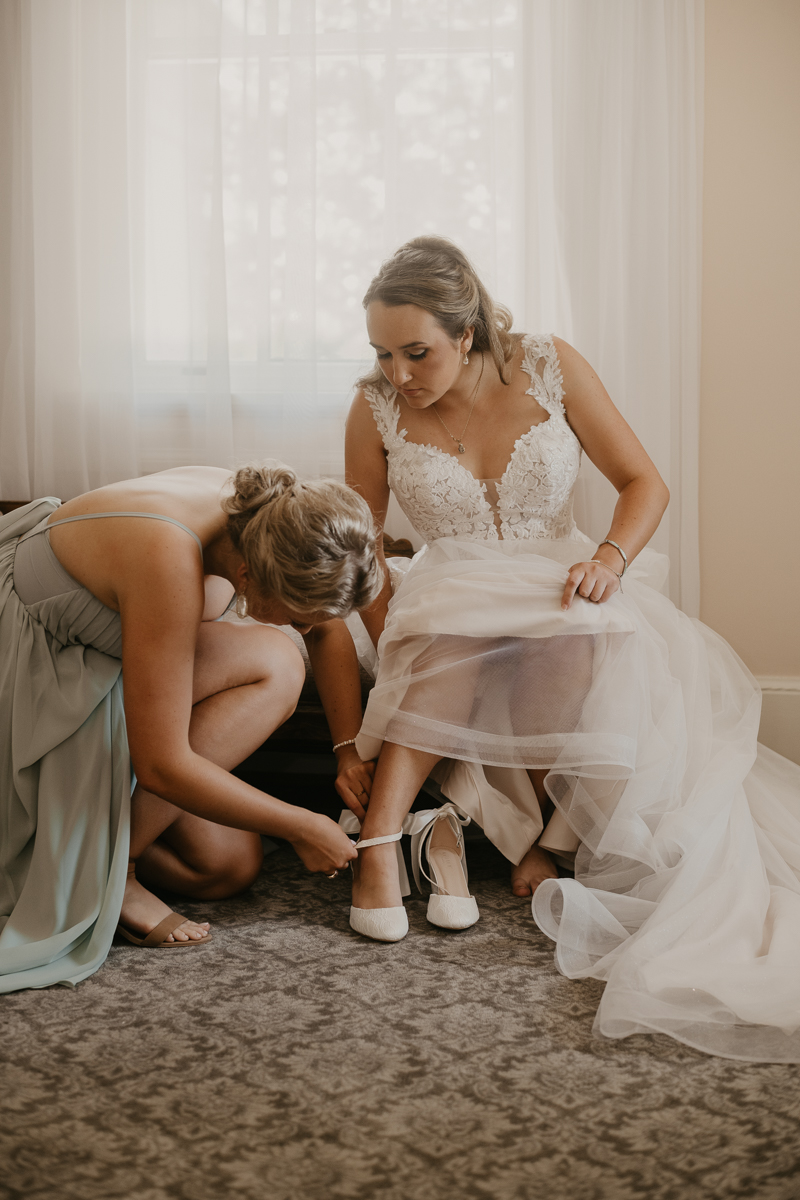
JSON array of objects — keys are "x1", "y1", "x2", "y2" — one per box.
[
  {"x1": 520, "y1": 333, "x2": 566, "y2": 418},
  {"x1": 364, "y1": 380, "x2": 406, "y2": 452}
]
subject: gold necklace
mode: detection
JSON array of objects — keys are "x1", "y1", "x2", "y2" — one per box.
[{"x1": 432, "y1": 354, "x2": 485, "y2": 454}]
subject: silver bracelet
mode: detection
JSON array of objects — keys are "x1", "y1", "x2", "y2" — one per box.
[
  {"x1": 597, "y1": 538, "x2": 628, "y2": 576},
  {"x1": 332, "y1": 738, "x2": 358, "y2": 753}
]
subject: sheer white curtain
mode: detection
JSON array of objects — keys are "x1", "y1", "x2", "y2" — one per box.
[
  {"x1": 0, "y1": 0, "x2": 702, "y2": 611},
  {"x1": 524, "y1": 1, "x2": 703, "y2": 614}
]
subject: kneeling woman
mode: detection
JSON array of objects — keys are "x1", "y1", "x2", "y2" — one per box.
[{"x1": 0, "y1": 462, "x2": 380, "y2": 991}]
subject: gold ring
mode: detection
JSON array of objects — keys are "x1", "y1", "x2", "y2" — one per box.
[{"x1": 326, "y1": 870, "x2": 339, "y2": 879}]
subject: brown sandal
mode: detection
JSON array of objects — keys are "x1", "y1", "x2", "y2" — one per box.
[
  {"x1": 115, "y1": 912, "x2": 212, "y2": 949},
  {"x1": 117, "y1": 860, "x2": 212, "y2": 948}
]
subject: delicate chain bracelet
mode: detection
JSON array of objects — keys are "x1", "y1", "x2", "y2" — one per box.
[
  {"x1": 332, "y1": 738, "x2": 358, "y2": 753},
  {"x1": 591, "y1": 559, "x2": 624, "y2": 593},
  {"x1": 597, "y1": 538, "x2": 628, "y2": 575}
]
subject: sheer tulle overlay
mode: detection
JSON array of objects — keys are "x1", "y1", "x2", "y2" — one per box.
[
  {"x1": 358, "y1": 334, "x2": 800, "y2": 1062},
  {"x1": 357, "y1": 538, "x2": 800, "y2": 1061}
]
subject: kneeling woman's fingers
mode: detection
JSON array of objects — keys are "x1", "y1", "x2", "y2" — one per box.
[
  {"x1": 339, "y1": 788, "x2": 366, "y2": 822},
  {"x1": 335, "y1": 763, "x2": 375, "y2": 820}
]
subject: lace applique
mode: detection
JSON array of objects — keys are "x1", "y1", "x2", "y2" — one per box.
[{"x1": 366, "y1": 334, "x2": 581, "y2": 545}]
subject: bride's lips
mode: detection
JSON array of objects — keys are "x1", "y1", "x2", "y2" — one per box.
[{"x1": 400, "y1": 387, "x2": 422, "y2": 397}]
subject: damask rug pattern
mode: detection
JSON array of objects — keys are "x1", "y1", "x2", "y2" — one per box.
[{"x1": 1, "y1": 841, "x2": 799, "y2": 1200}]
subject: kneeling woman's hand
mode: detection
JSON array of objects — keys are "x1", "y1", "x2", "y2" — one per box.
[
  {"x1": 335, "y1": 745, "x2": 376, "y2": 822},
  {"x1": 290, "y1": 811, "x2": 358, "y2": 875}
]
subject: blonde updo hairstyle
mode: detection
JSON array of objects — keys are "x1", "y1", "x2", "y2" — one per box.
[
  {"x1": 223, "y1": 462, "x2": 382, "y2": 618},
  {"x1": 360, "y1": 235, "x2": 518, "y2": 388}
]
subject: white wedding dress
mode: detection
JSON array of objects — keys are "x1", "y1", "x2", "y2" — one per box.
[{"x1": 355, "y1": 334, "x2": 800, "y2": 1063}]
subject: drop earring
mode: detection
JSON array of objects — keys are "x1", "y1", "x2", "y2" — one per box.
[
  {"x1": 235, "y1": 591, "x2": 249, "y2": 620},
  {"x1": 463, "y1": 353, "x2": 469, "y2": 366}
]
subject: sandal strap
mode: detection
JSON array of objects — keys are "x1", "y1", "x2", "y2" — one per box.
[
  {"x1": 140, "y1": 912, "x2": 191, "y2": 947},
  {"x1": 355, "y1": 832, "x2": 403, "y2": 850}
]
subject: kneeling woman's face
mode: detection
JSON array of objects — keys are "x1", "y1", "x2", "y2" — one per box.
[
  {"x1": 249, "y1": 593, "x2": 324, "y2": 634},
  {"x1": 366, "y1": 301, "x2": 466, "y2": 408}
]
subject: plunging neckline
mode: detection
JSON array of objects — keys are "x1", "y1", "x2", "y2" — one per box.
[
  {"x1": 395, "y1": 410, "x2": 552, "y2": 485},
  {"x1": 388, "y1": 347, "x2": 558, "y2": 535},
  {"x1": 366, "y1": 332, "x2": 581, "y2": 546}
]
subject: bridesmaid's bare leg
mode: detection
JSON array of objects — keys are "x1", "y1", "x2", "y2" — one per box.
[
  {"x1": 510, "y1": 768, "x2": 559, "y2": 898},
  {"x1": 351, "y1": 743, "x2": 442, "y2": 911},
  {"x1": 120, "y1": 624, "x2": 304, "y2": 942}
]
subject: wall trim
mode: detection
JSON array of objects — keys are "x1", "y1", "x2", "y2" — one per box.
[
  {"x1": 755, "y1": 677, "x2": 800, "y2": 767},
  {"x1": 756, "y1": 676, "x2": 800, "y2": 694}
]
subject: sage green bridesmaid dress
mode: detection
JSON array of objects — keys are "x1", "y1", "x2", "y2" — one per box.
[{"x1": 1, "y1": 499, "x2": 130, "y2": 991}]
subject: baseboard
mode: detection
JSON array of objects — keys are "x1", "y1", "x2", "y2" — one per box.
[{"x1": 756, "y1": 677, "x2": 800, "y2": 766}]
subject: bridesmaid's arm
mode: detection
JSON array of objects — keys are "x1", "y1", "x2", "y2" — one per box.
[
  {"x1": 118, "y1": 533, "x2": 355, "y2": 870},
  {"x1": 345, "y1": 388, "x2": 393, "y2": 648},
  {"x1": 302, "y1": 619, "x2": 375, "y2": 820},
  {"x1": 554, "y1": 337, "x2": 670, "y2": 609}
]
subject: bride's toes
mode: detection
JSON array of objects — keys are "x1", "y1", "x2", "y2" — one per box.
[{"x1": 511, "y1": 843, "x2": 559, "y2": 898}]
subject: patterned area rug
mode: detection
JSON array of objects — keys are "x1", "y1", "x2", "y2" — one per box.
[{"x1": 1, "y1": 840, "x2": 799, "y2": 1200}]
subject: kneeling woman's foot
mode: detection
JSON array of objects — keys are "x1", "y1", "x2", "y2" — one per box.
[
  {"x1": 350, "y1": 836, "x2": 408, "y2": 942},
  {"x1": 511, "y1": 843, "x2": 559, "y2": 898},
  {"x1": 118, "y1": 864, "x2": 211, "y2": 947}
]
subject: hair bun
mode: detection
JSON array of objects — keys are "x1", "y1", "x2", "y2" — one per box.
[
  {"x1": 225, "y1": 462, "x2": 297, "y2": 518},
  {"x1": 222, "y1": 464, "x2": 382, "y2": 619}
]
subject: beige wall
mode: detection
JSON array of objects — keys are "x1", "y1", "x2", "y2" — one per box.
[{"x1": 701, "y1": 0, "x2": 800, "y2": 678}]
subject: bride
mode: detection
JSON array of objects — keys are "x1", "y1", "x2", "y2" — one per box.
[{"x1": 342, "y1": 235, "x2": 800, "y2": 1063}]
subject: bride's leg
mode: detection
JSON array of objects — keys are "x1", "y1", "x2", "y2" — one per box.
[
  {"x1": 508, "y1": 633, "x2": 595, "y2": 898},
  {"x1": 510, "y1": 769, "x2": 559, "y2": 897},
  {"x1": 351, "y1": 743, "x2": 442, "y2": 910},
  {"x1": 121, "y1": 623, "x2": 305, "y2": 941}
]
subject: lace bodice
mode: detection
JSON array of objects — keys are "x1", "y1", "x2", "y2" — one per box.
[{"x1": 366, "y1": 334, "x2": 582, "y2": 543}]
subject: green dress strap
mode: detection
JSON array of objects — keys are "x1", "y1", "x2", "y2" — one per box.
[{"x1": 38, "y1": 511, "x2": 204, "y2": 559}]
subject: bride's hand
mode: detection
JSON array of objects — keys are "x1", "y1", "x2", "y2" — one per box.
[
  {"x1": 562, "y1": 560, "x2": 621, "y2": 610},
  {"x1": 289, "y1": 811, "x2": 358, "y2": 875},
  {"x1": 335, "y1": 745, "x2": 376, "y2": 822}
]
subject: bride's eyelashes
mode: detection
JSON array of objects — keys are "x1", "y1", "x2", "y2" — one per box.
[{"x1": 376, "y1": 350, "x2": 428, "y2": 362}]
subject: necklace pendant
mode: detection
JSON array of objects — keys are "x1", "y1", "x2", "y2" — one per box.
[{"x1": 457, "y1": 442, "x2": 466, "y2": 454}]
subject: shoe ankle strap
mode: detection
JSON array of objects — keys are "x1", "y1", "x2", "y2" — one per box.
[{"x1": 355, "y1": 832, "x2": 403, "y2": 850}]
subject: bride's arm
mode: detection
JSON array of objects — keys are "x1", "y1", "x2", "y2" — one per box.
[
  {"x1": 345, "y1": 388, "x2": 393, "y2": 648},
  {"x1": 554, "y1": 337, "x2": 670, "y2": 609}
]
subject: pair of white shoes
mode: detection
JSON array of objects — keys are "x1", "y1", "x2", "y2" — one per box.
[{"x1": 345, "y1": 803, "x2": 480, "y2": 943}]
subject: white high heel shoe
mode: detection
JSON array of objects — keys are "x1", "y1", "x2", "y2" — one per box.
[
  {"x1": 410, "y1": 804, "x2": 479, "y2": 931},
  {"x1": 348, "y1": 832, "x2": 409, "y2": 942}
]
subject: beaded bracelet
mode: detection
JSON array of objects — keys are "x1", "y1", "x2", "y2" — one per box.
[
  {"x1": 597, "y1": 538, "x2": 628, "y2": 575},
  {"x1": 332, "y1": 738, "x2": 358, "y2": 753}
]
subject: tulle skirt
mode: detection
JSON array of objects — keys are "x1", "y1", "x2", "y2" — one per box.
[{"x1": 355, "y1": 535, "x2": 800, "y2": 1062}]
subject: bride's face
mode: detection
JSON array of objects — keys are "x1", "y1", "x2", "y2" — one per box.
[{"x1": 366, "y1": 301, "x2": 471, "y2": 408}]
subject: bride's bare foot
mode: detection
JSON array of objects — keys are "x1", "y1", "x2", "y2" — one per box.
[
  {"x1": 511, "y1": 843, "x2": 559, "y2": 898},
  {"x1": 120, "y1": 870, "x2": 210, "y2": 943},
  {"x1": 351, "y1": 843, "x2": 403, "y2": 910}
]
